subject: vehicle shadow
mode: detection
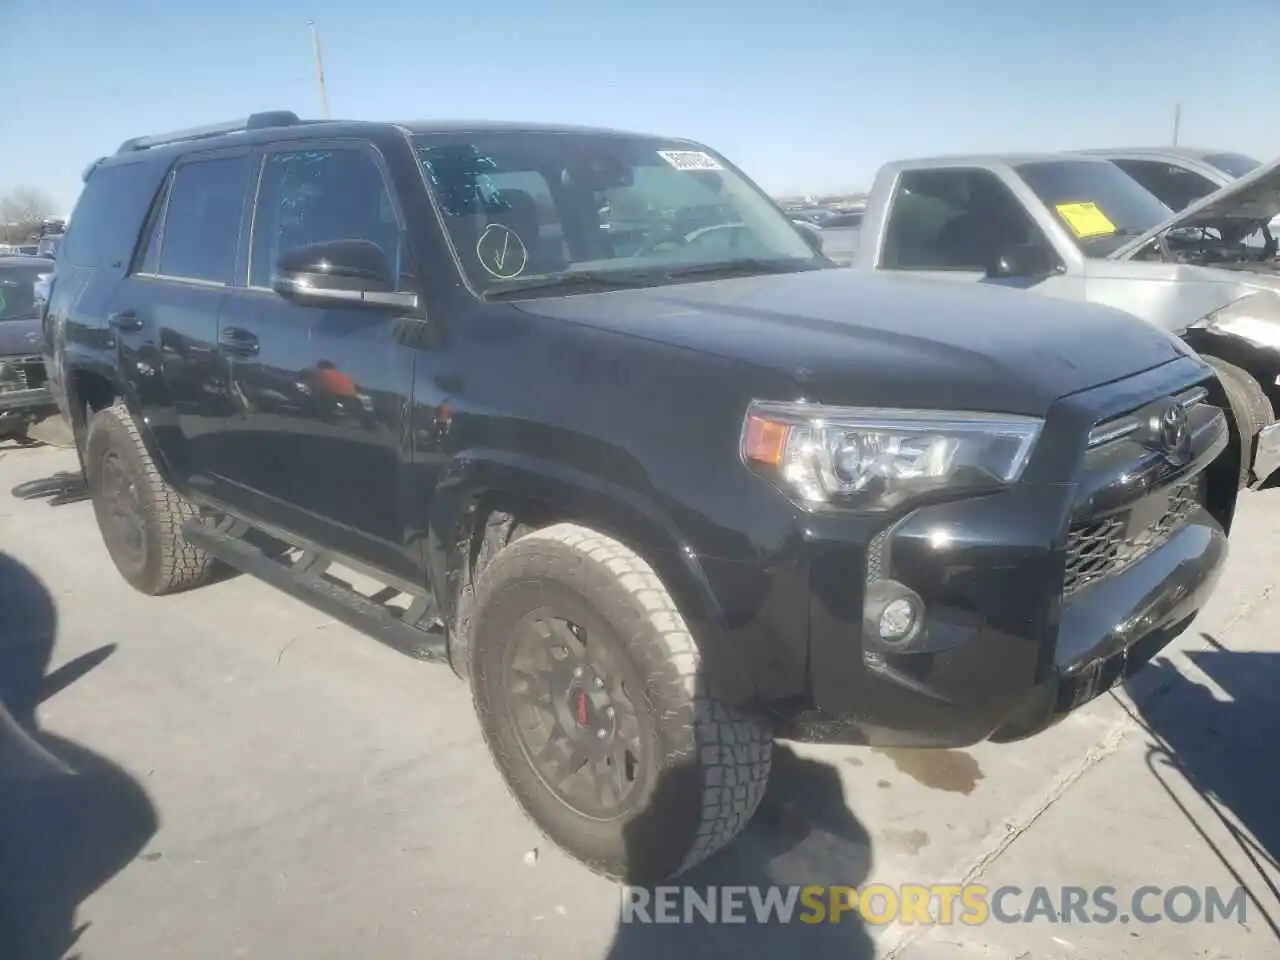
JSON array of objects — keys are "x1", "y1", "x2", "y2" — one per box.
[
  {"x1": 1126, "y1": 634, "x2": 1280, "y2": 941},
  {"x1": 603, "y1": 743, "x2": 877, "y2": 959},
  {"x1": 0, "y1": 552, "x2": 159, "y2": 960}
]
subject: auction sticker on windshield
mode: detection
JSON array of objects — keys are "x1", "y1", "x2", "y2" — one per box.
[
  {"x1": 657, "y1": 150, "x2": 724, "y2": 171},
  {"x1": 1055, "y1": 202, "x2": 1117, "y2": 239}
]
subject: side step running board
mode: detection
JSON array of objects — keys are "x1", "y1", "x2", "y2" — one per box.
[{"x1": 182, "y1": 519, "x2": 448, "y2": 664}]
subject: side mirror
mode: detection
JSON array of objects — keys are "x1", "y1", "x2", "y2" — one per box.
[
  {"x1": 986, "y1": 242, "x2": 1062, "y2": 279},
  {"x1": 794, "y1": 219, "x2": 824, "y2": 254},
  {"x1": 272, "y1": 239, "x2": 418, "y2": 310}
]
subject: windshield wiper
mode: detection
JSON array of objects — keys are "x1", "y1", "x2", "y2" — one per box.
[
  {"x1": 483, "y1": 270, "x2": 662, "y2": 301},
  {"x1": 661, "y1": 257, "x2": 823, "y2": 281}
]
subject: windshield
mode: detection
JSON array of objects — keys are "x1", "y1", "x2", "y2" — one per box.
[
  {"x1": 1013, "y1": 159, "x2": 1175, "y2": 257},
  {"x1": 412, "y1": 131, "x2": 822, "y2": 298},
  {"x1": 1204, "y1": 152, "x2": 1261, "y2": 179},
  {"x1": 0, "y1": 263, "x2": 45, "y2": 321}
]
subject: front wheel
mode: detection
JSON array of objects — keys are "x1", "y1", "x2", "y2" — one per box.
[
  {"x1": 469, "y1": 523, "x2": 772, "y2": 883},
  {"x1": 1203, "y1": 356, "x2": 1275, "y2": 488}
]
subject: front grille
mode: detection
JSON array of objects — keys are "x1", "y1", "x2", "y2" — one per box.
[
  {"x1": 1064, "y1": 471, "x2": 1206, "y2": 597},
  {"x1": 0, "y1": 355, "x2": 46, "y2": 393}
]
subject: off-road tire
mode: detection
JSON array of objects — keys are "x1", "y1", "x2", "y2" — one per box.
[
  {"x1": 1204, "y1": 355, "x2": 1275, "y2": 487},
  {"x1": 469, "y1": 522, "x2": 772, "y2": 883},
  {"x1": 84, "y1": 401, "x2": 217, "y2": 595}
]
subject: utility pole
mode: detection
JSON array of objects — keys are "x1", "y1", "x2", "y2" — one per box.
[
  {"x1": 308, "y1": 20, "x2": 330, "y2": 120},
  {"x1": 1172, "y1": 101, "x2": 1181, "y2": 147}
]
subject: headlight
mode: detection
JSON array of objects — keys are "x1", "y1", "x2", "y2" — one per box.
[{"x1": 741, "y1": 401, "x2": 1042, "y2": 510}]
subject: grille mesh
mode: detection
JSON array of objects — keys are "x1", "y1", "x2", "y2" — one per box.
[{"x1": 1064, "y1": 472, "x2": 1205, "y2": 597}]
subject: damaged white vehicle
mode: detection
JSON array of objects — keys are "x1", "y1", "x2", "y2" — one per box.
[{"x1": 849, "y1": 151, "x2": 1280, "y2": 489}]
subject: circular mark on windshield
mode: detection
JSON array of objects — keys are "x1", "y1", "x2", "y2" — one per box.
[{"x1": 476, "y1": 223, "x2": 529, "y2": 280}]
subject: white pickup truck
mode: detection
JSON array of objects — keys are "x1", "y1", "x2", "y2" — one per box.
[{"x1": 838, "y1": 150, "x2": 1280, "y2": 491}]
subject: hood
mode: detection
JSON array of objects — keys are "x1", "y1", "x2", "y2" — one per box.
[
  {"x1": 513, "y1": 269, "x2": 1184, "y2": 416},
  {"x1": 1112, "y1": 153, "x2": 1280, "y2": 260},
  {"x1": 0, "y1": 316, "x2": 42, "y2": 357}
]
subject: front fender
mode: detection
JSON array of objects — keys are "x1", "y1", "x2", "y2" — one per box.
[
  {"x1": 1192, "y1": 289, "x2": 1280, "y2": 353},
  {"x1": 426, "y1": 449, "x2": 758, "y2": 703}
]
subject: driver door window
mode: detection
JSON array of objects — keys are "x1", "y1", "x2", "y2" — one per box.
[
  {"x1": 881, "y1": 168, "x2": 1042, "y2": 271},
  {"x1": 248, "y1": 147, "x2": 403, "y2": 289}
]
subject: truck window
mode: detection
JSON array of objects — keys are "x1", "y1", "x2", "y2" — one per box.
[
  {"x1": 413, "y1": 131, "x2": 818, "y2": 297},
  {"x1": 63, "y1": 160, "x2": 159, "y2": 269},
  {"x1": 1203, "y1": 152, "x2": 1260, "y2": 179},
  {"x1": 1109, "y1": 160, "x2": 1218, "y2": 212},
  {"x1": 1012, "y1": 159, "x2": 1174, "y2": 257},
  {"x1": 159, "y1": 157, "x2": 251, "y2": 285},
  {"x1": 249, "y1": 148, "x2": 403, "y2": 289},
  {"x1": 132, "y1": 177, "x2": 171, "y2": 276},
  {"x1": 880, "y1": 168, "x2": 1040, "y2": 271}
]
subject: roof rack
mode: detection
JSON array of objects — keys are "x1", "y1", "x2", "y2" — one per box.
[{"x1": 115, "y1": 110, "x2": 304, "y2": 155}]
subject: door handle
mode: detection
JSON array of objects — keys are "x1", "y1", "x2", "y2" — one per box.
[
  {"x1": 219, "y1": 327, "x2": 260, "y2": 358},
  {"x1": 107, "y1": 310, "x2": 143, "y2": 333}
]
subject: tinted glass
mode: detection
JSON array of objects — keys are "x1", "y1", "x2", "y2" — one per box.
[
  {"x1": 0, "y1": 262, "x2": 46, "y2": 321},
  {"x1": 249, "y1": 148, "x2": 401, "y2": 289},
  {"x1": 159, "y1": 156, "x2": 250, "y2": 283},
  {"x1": 1204, "y1": 153, "x2": 1261, "y2": 179},
  {"x1": 63, "y1": 160, "x2": 160, "y2": 268},
  {"x1": 1013, "y1": 160, "x2": 1175, "y2": 257},
  {"x1": 1111, "y1": 160, "x2": 1219, "y2": 212},
  {"x1": 413, "y1": 131, "x2": 819, "y2": 297},
  {"x1": 133, "y1": 178, "x2": 169, "y2": 275},
  {"x1": 881, "y1": 168, "x2": 1045, "y2": 270}
]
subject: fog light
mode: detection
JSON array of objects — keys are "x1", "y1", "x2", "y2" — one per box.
[
  {"x1": 863, "y1": 579, "x2": 926, "y2": 651},
  {"x1": 879, "y1": 597, "x2": 918, "y2": 641}
]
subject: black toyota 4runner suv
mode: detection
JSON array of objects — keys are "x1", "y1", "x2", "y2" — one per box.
[{"x1": 45, "y1": 111, "x2": 1237, "y2": 882}]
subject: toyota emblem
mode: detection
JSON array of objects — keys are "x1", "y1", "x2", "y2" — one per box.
[{"x1": 1156, "y1": 401, "x2": 1190, "y2": 456}]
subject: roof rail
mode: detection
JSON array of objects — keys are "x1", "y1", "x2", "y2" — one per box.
[{"x1": 115, "y1": 110, "x2": 303, "y2": 155}]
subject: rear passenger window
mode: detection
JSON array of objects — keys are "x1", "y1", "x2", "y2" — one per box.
[
  {"x1": 249, "y1": 148, "x2": 402, "y2": 289},
  {"x1": 159, "y1": 157, "x2": 251, "y2": 284},
  {"x1": 64, "y1": 161, "x2": 162, "y2": 268},
  {"x1": 132, "y1": 178, "x2": 170, "y2": 275}
]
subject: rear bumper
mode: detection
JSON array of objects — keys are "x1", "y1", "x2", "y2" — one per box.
[{"x1": 0, "y1": 386, "x2": 56, "y2": 427}]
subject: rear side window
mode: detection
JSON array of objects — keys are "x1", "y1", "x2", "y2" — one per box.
[
  {"x1": 1110, "y1": 159, "x2": 1218, "y2": 212},
  {"x1": 159, "y1": 156, "x2": 251, "y2": 284},
  {"x1": 63, "y1": 161, "x2": 162, "y2": 269}
]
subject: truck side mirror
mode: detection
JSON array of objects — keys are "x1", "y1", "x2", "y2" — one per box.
[
  {"x1": 273, "y1": 239, "x2": 418, "y2": 311},
  {"x1": 986, "y1": 242, "x2": 1062, "y2": 279}
]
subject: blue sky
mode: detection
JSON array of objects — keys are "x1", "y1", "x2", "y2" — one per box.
[{"x1": 3, "y1": 0, "x2": 1279, "y2": 216}]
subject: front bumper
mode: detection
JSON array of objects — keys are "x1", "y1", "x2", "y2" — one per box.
[{"x1": 766, "y1": 359, "x2": 1234, "y2": 749}]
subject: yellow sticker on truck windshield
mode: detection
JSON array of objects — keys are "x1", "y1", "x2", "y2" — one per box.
[{"x1": 1054, "y1": 202, "x2": 1117, "y2": 239}]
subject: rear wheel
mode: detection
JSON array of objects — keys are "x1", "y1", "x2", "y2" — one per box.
[
  {"x1": 84, "y1": 401, "x2": 218, "y2": 595},
  {"x1": 469, "y1": 523, "x2": 772, "y2": 883},
  {"x1": 1204, "y1": 356, "x2": 1275, "y2": 487}
]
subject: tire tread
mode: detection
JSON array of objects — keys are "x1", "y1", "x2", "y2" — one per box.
[
  {"x1": 92, "y1": 401, "x2": 217, "y2": 595},
  {"x1": 472, "y1": 521, "x2": 771, "y2": 880}
]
